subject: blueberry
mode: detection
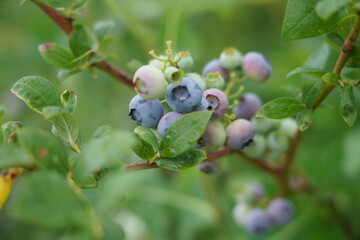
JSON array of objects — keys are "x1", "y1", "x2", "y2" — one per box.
[
  {"x1": 164, "y1": 66, "x2": 184, "y2": 83},
  {"x1": 279, "y1": 118, "x2": 298, "y2": 138},
  {"x1": 242, "y1": 52, "x2": 271, "y2": 82},
  {"x1": 266, "y1": 130, "x2": 289, "y2": 152},
  {"x1": 165, "y1": 77, "x2": 202, "y2": 112},
  {"x1": 232, "y1": 202, "x2": 250, "y2": 226},
  {"x1": 219, "y1": 47, "x2": 243, "y2": 70},
  {"x1": 245, "y1": 182, "x2": 265, "y2": 201},
  {"x1": 202, "y1": 59, "x2": 229, "y2": 79},
  {"x1": 128, "y1": 95, "x2": 164, "y2": 128},
  {"x1": 194, "y1": 97, "x2": 211, "y2": 111},
  {"x1": 196, "y1": 161, "x2": 218, "y2": 174},
  {"x1": 177, "y1": 53, "x2": 194, "y2": 71},
  {"x1": 226, "y1": 119, "x2": 255, "y2": 149},
  {"x1": 205, "y1": 72, "x2": 225, "y2": 90},
  {"x1": 133, "y1": 65, "x2": 168, "y2": 100},
  {"x1": 198, "y1": 120, "x2": 226, "y2": 152},
  {"x1": 186, "y1": 72, "x2": 207, "y2": 91},
  {"x1": 157, "y1": 112, "x2": 184, "y2": 136},
  {"x1": 251, "y1": 117, "x2": 277, "y2": 134},
  {"x1": 233, "y1": 93, "x2": 262, "y2": 120},
  {"x1": 243, "y1": 209, "x2": 271, "y2": 235},
  {"x1": 267, "y1": 198, "x2": 294, "y2": 225},
  {"x1": 243, "y1": 134, "x2": 266, "y2": 158},
  {"x1": 202, "y1": 88, "x2": 228, "y2": 119}
]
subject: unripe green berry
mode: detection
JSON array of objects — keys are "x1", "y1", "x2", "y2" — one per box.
[
  {"x1": 164, "y1": 66, "x2": 184, "y2": 83},
  {"x1": 205, "y1": 72, "x2": 225, "y2": 90},
  {"x1": 251, "y1": 118, "x2": 275, "y2": 134},
  {"x1": 266, "y1": 130, "x2": 289, "y2": 152},
  {"x1": 186, "y1": 72, "x2": 207, "y2": 91},
  {"x1": 219, "y1": 47, "x2": 243, "y2": 70},
  {"x1": 279, "y1": 118, "x2": 298, "y2": 138},
  {"x1": 243, "y1": 134, "x2": 266, "y2": 158},
  {"x1": 177, "y1": 53, "x2": 194, "y2": 71}
]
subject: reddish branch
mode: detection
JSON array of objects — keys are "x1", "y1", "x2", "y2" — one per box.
[{"x1": 32, "y1": 0, "x2": 133, "y2": 87}]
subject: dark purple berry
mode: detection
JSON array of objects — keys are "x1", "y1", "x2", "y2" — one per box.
[
  {"x1": 267, "y1": 198, "x2": 294, "y2": 225},
  {"x1": 202, "y1": 88, "x2": 228, "y2": 120},
  {"x1": 233, "y1": 93, "x2": 262, "y2": 120},
  {"x1": 157, "y1": 112, "x2": 184, "y2": 136},
  {"x1": 226, "y1": 119, "x2": 255, "y2": 149},
  {"x1": 243, "y1": 209, "x2": 271, "y2": 235},
  {"x1": 202, "y1": 59, "x2": 229, "y2": 79}
]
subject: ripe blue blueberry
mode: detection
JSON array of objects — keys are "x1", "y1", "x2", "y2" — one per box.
[
  {"x1": 202, "y1": 59, "x2": 229, "y2": 79},
  {"x1": 202, "y1": 88, "x2": 228, "y2": 119},
  {"x1": 243, "y1": 134, "x2": 266, "y2": 158},
  {"x1": 219, "y1": 47, "x2": 243, "y2": 70},
  {"x1": 243, "y1": 209, "x2": 271, "y2": 235},
  {"x1": 186, "y1": 72, "x2": 207, "y2": 91},
  {"x1": 129, "y1": 95, "x2": 164, "y2": 128},
  {"x1": 165, "y1": 77, "x2": 202, "y2": 112},
  {"x1": 133, "y1": 65, "x2": 168, "y2": 100},
  {"x1": 226, "y1": 119, "x2": 255, "y2": 149},
  {"x1": 233, "y1": 93, "x2": 262, "y2": 120},
  {"x1": 198, "y1": 120, "x2": 226, "y2": 152},
  {"x1": 157, "y1": 112, "x2": 184, "y2": 136},
  {"x1": 194, "y1": 97, "x2": 211, "y2": 111},
  {"x1": 267, "y1": 198, "x2": 294, "y2": 225},
  {"x1": 242, "y1": 52, "x2": 271, "y2": 82},
  {"x1": 196, "y1": 161, "x2": 218, "y2": 174}
]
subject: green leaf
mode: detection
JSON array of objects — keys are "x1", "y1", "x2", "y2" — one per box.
[
  {"x1": 69, "y1": 25, "x2": 90, "y2": 57},
  {"x1": 339, "y1": 85, "x2": 357, "y2": 127},
  {"x1": 302, "y1": 79, "x2": 326, "y2": 108},
  {"x1": 340, "y1": 67, "x2": 360, "y2": 83},
  {"x1": 134, "y1": 126, "x2": 159, "y2": 150},
  {"x1": 159, "y1": 111, "x2": 212, "y2": 158},
  {"x1": 43, "y1": 107, "x2": 80, "y2": 152},
  {"x1": 296, "y1": 109, "x2": 313, "y2": 132},
  {"x1": 282, "y1": 0, "x2": 341, "y2": 40},
  {"x1": 35, "y1": 0, "x2": 83, "y2": 8},
  {"x1": 321, "y1": 72, "x2": 341, "y2": 86},
  {"x1": 11, "y1": 76, "x2": 61, "y2": 114},
  {"x1": 0, "y1": 104, "x2": 5, "y2": 122},
  {"x1": 57, "y1": 69, "x2": 80, "y2": 82},
  {"x1": 131, "y1": 134, "x2": 156, "y2": 160},
  {"x1": 256, "y1": 97, "x2": 303, "y2": 119},
  {"x1": 72, "y1": 131, "x2": 134, "y2": 185},
  {"x1": 11, "y1": 171, "x2": 88, "y2": 229},
  {"x1": 155, "y1": 148, "x2": 206, "y2": 171},
  {"x1": 94, "y1": 21, "x2": 114, "y2": 41},
  {"x1": 286, "y1": 67, "x2": 326, "y2": 79},
  {"x1": 2, "y1": 121, "x2": 22, "y2": 145},
  {"x1": 61, "y1": 90, "x2": 77, "y2": 113},
  {"x1": 342, "y1": 129, "x2": 360, "y2": 178},
  {"x1": 0, "y1": 146, "x2": 35, "y2": 169},
  {"x1": 17, "y1": 128, "x2": 69, "y2": 174},
  {"x1": 324, "y1": 32, "x2": 344, "y2": 49},
  {"x1": 315, "y1": 0, "x2": 347, "y2": 20},
  {"x1": 38, "y1": 43, "x2": 75, "y2": 70}
]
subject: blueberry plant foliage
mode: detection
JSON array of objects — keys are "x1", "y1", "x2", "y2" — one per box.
[{"x1": 1, "y1": 0, "x2": 360, "y2": 239}]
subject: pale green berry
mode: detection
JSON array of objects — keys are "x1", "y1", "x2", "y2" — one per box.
[
  {"x1": 219, "y1": 47, "x2": 243, "y2": 70},
  {"x1": 186, "y1": 72, "x2": 207, "y2": 91},
  {"x1": 243, "y1": 134, "x2": 266, "y2": 158},
  {"x1": 205, "y1": 72, "x2": 225, "y2": 90}
]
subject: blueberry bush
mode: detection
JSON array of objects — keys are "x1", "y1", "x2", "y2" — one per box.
[{"x1": 0, "y1": 0, "x2": 360, "y2": 239}]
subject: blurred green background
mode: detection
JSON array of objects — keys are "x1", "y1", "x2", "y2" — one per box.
[{"x1": 0, "y1": 0, "x2": 359, "y2": 239}]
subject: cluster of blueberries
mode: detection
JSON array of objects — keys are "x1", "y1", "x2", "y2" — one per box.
[
  {"x1": 232, "y1": 182, "x2": 294, "y2": 235},
  {"x1": 128, "y1": 42, "x2": 272, "y2": 153}
]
